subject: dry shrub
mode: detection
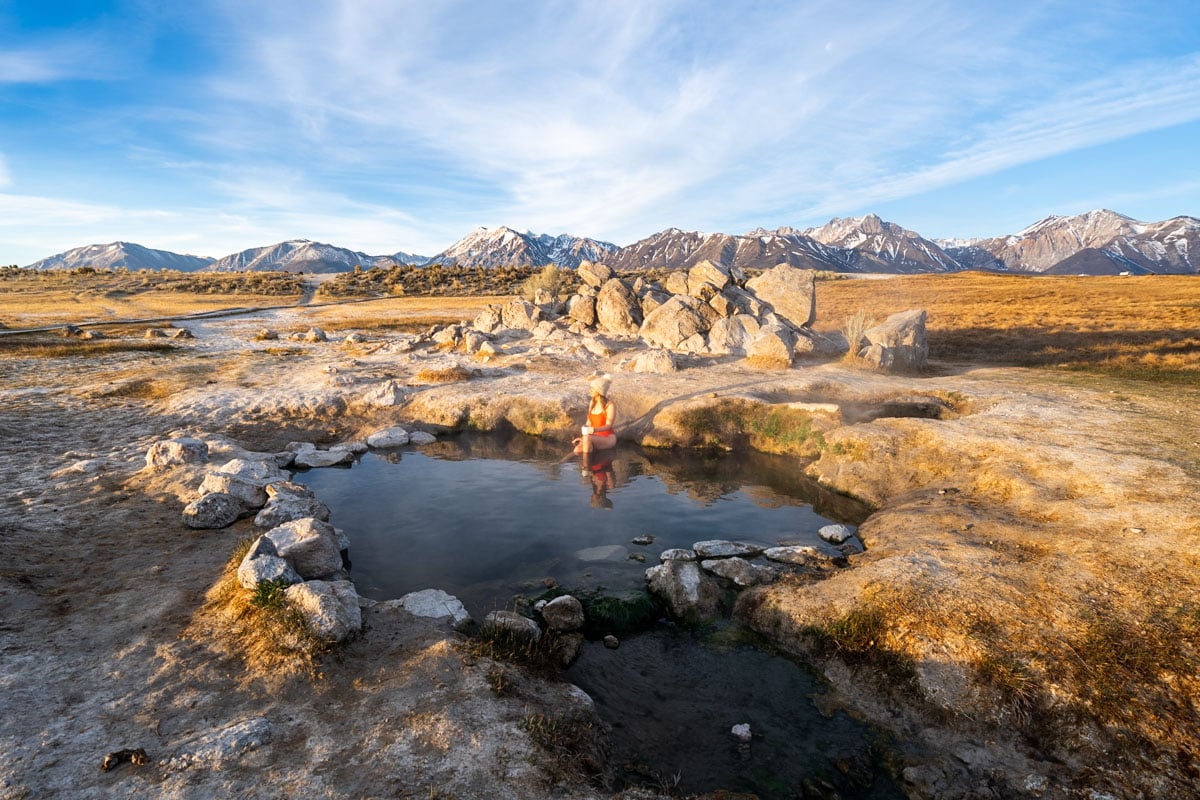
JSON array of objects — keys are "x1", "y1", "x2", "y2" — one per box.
[
  {"x1": 841, "y1": 309, "x2": 877, "y2": 363},
  {"x1": 415, "y1": 365, "x2": 475, "y2": 383}
]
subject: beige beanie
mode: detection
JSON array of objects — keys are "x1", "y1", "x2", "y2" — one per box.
[{"x1": 589, "y1": 373, "x2": 612, "y2": 396}]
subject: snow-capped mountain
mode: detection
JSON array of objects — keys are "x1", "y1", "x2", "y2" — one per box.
[
  {"x1": 803, "y1": 214, "x2": 962, "y2": 273},
  {"x1": 210, "y1": 240, "x2": 393, "y2": 273},
  {"x1": 24, "y1": 242, "x2": 215, "y2": 272},
  {"x1": 606, "y1": 227, "x2": 854, "y2": 273},
  {"x1": 940, "y1": 210, "x2": 1200, "y2": 274},
  {"x1": 431, "y1": 226, "x2": 618, "y2": 268}
]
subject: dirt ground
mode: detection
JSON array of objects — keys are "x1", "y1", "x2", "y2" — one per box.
[{"x1": 1, "y1": 285, "x2": 1198, "y2": 799}]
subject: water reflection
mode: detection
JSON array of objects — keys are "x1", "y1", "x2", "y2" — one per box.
[{"x1": 582, "y1": 454, "x2": 616, "y2": 510}]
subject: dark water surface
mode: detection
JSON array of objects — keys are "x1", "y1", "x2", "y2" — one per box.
[
  {"x1": 295, "y1": 431, "x2": 869, "y2": 617},
  {"x1": 296, "y1": 432, "x2": 899, "y2": 799}
]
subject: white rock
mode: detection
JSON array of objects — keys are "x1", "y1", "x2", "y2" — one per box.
[
  {"x1": 407, "y1": 431, "x2": 437, "y2": 445},
  {"x1": 285, "y1": 579, "x2": 361, "y2": 642},
  {"x1": 183, "y1": 492, "x2": 246, "y2": 529},
  {"x1": 693, "y1": 540, "x2": 764, "y2": 559},
  {"x1": 394, "y1": 589, "x2": 472, "y2": 630},
  {"x1": 732, "y1": 723, "x2": 752, "y2": 743},
  {"x1": 145, "y1": 437, "x2": 209, "y2": 469},
  {"x1": 763, "y1": 543, "x2": 846, "y2": 566},
  {"x1": 161, "y1": 717, "x2": 272, "y2": 772},
  {"x1": 264, "y1": 518, "x2": 344, "y2": 579},
  {"x1": 237, "y1": 553, "x2": 301, "y2": 590},
  {"x1": 292, "y1": 446, "x2": 354, "y2": 468},
  {"x1": 362, "y1": 380, "x2": 407, "y2": 407},
  {"x1": 254, "y1": 493, "x2": 331, "y2": 529},
  {"x1": 659, "y1": 548, "x2": 697, "y2": 562},
  {"x1": 818, "y1": 524, "x2": 857, "y2": 544},
  {"x1": 701, "y1": 557, "x2": 778, "y2": 587},
  {"x1": 367, "y1": 427, "x2": 410, "y2": 448},
  {"x1": 645, "y1": 560, "x2": 721, "y2": 619},
  {"x1": 541, "y1": 595, "x2": 585, "y2": 632}
]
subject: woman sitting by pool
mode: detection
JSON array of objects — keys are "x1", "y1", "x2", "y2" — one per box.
[{"x1": 572, "y1": 373, "x2": 617, "y2": 457}]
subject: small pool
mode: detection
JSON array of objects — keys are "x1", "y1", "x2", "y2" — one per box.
[{"x1": 295, "y1": 432, "x2": 870, "y2": 618}]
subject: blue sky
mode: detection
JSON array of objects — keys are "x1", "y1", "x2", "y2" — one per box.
[{"x1": 2, "y1": 0, "x2": 1199, "y2": 265}]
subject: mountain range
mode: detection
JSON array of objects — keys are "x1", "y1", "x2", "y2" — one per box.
[{"x1": 20, "y1": 210, "x2": 1200, "y2": 276}]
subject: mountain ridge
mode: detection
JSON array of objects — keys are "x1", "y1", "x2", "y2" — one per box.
[{"x1": 19, "y1": 209, "x2": 1200, "y2": 276}]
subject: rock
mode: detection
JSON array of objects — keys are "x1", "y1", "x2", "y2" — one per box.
[
  {"x1": 663, "y1": 271, "x2": 690, "y2": 295},
  {"x1": 366, "y1": 426, "x2": 410, "y2": 448},
  {"x1": 701, "y1": 557, "x2": 778, "y2": 587},
  {"x1": 460, "y1": 329, "x2": 488, "y2": 354},
  {"x1": 302, "y1": 327, "x2": 327, "y2": 342},
  {"x1": 731, "y1": 723, "x2": 753, "y2": 743},
  {"x1": 659, "y1": 548, "x2": 696, "y2": 561},
  {"x1": 580, "y1": 336, "x2": 612, "y2": 357},
  {"x1": 170, "y1": 327, "x2": 194, "y2": 340},
  {"x1": 252, "y1": 328, "x2": 278, "y2": 341},
  {"x1": 531, "y1": 320, "x2": 561, "y2": 340},
  {"x1": 254, "y1": 491, "x2": 331, "y2": 529},
  {"x1": 577, "y1": 260, "x2": 612, "y2": 288},
  {"x1": 472, "y1": 304, "x2": 503, "y2": 333},
  {"x1": 551, "y1": 632, "x2": 585, "y2": 666},
  {"x1": 707, "y1": 314, "x2": 761, "y2": 355},
  {"x1": 144, "y1": 328, "x2": 167, "y2": 338},
  {"x1": 860, "y1": 309, "x2": 928, "y2": 371},
  {"x1": 337, "y1": 440, "x2": 368, "y2": 455},
  {"x1": 284, "y1": 579, "x2": 361, "y2": 642},
  {"x1": 291, "y1": 445, "x2": 355, "y2": 468},
  {"x1": 645, "y1": 559, "x2": 721, "y2": 619},
  {"x1": 541, "y1": 595, "x2": 585, "y2": 632},
  {"x1": 567, "y1": 294, "x2": 597, "y2": 327},
  {"x1": 199, "y1": 458, "x2": 289, "y2": 509},
  {"x1": 161, "y1": 717, "x2": 272, "y2": 772},
  {"x1": 264, "y1": 518, "x2": 344, "y2": 579},
  {"x1": 362, "y1": 380, "x2": 407, "y2": 407},
  {"x1": 631, "y1": 535, "x2": 655, "y2": 545},
  {"x1": 500, "y1": 298, "x2": 541, "y2": 331},
  {"x1": 183, "y1": 492, "x2": 246, "y2": 529},
  {"x1": 630, "y1": 348, "x2": 677, "y2": 374},
  {"x1": 745, "y1": 265, "x2": 816, "y2": 329},
  {"x1": 818, "y1": 523, "x2": 857, "y2": 544},
  {"x1": 721, "y1": 284, "x2": 765, "y2": 317},
  {"x1": 431, "y1": 324, "x2": 461, "y2": 347},
  {"x1": 638, "y1": 288, "x2": 670, "y2": 318},
  {"x1": 407, "y1": 431, "x2": 437, "y2": 445},
  {"x1": 603, "y1": 634, "x2": 620, "y2": 649},
  {"x1": 145, "y1": 437, "x2": 209, "y2": 469},
  {"x1": 745, "y1": 323, "x2": 795, "y2": 368},
  {"x1": 61, "y1": 324, "x2": 84, "y2": 337},
  {"x1": 483, "y1": 610, "x2": 541, "y2": 642},
  {"x1": 343, "y1": 332, "x2": 366, "y2": 344},
  {"x1": 837, "y1": 536, "x2": 866, "y2": 556},
  {"x1": 763, "y1": 543, "x2": 847, "y2": 567},
  {"x1": 237, "y1": 552, "x2": 301, "y2": 590},
  {"x1": 688, "y1": 259, "x2": 732, "y2": 293},
  {"x1": 693, "y1": 540, "x2": 764, "y2": 559},
  {"x1": 595, "y1": 278, "x2": 643, "y2": 335},
  {"x1": 639, "y1": 295, "x2": 716, "y2": 350},
  {"x1": 394, "y1": 589, "x2": 472, "y2": 630}
]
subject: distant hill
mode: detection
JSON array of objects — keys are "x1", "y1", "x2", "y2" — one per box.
[
  {"x1": 209, "y1": 239, "x2": 427, "y2": 273},
  {"x1": 605, "y1": 227, "x2": 848, "y2": 272},
  {"x1": 431, "y1": 226, "x2": 618, "y2": 268},
  {"x1": 24, "y1": 242, "x2": 215, "y2": 272},
  {"x1": 803, "y1": 214, "x2": 961, "y2": 272}
]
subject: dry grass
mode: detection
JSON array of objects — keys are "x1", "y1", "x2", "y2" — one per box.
[
  {"x1": 415, "y1": 365, "x2": 476, "y2": 384},
  {"x1": 816, "y1": 273, "x2": 1200, "y2": 383}
]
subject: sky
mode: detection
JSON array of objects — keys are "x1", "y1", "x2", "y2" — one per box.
[{"x1": 2, "y1": 0, "x2": 1199, "y2": 265}]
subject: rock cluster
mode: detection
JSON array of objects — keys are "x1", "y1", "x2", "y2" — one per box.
[{"x1": 851, "y1": 309, "x2": 929, "y2": 371}]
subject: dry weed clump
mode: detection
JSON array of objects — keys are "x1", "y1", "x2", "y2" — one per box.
[
  {"x1": 415, "y1": 365, "x2": 476, "y2": 384},
  {"x1": 670, "y1": 399, "x2": 829, "y2": 457},
  {"x1": 189, "y1": 539, "x2": 325, "y2": 678}
]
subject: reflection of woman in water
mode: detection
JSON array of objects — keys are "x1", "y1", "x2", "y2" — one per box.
[
  {"x1": 586, "y1": 456, "x2": 615, "y2": 509},
  {"x1": 572, "y1": 374, "x2": 617, "y2": 458}
]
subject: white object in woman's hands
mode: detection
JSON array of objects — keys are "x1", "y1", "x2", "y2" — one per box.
[{"x1": 581, "y1": 425, "x2": 594, "y2": 435}]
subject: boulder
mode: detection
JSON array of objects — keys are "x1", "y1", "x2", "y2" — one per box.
[
  {"x1": 566, "y1": 294, "x2": 597, "y2": 327},
  {"x1": 745, "y1": 323, "x2": 795, "y2": 368},
  {"x1": 483, "y1": 610, "x2": 541, "y2": 642},
  {"x1": 431, "y1": 324, "x2": 461, "y2": 347},
  {"x1": 745, "y1": 265, "x2": 816, "y2": 329},
  {"x1": 700, "y1": 557, "x2": 778, "y2": 587},
  {"x1": 393, "y1": 589, "x2": 472, "y2": 630},
  {"x1": 252, "y1": 328, "x2": 278, "y2": 341},
  {"x1": 721, "y1": 285, "x2": 765, "y2": 317},
  {"x1": 639, "y1": 295, "x2": 716, "y2": 351},
  {"x1": 183, "y1": 492, "x2": 246, "y2": 529},
  {"x1": 264, "y1": 518, "x2": 344, "y2": 579},
  {"x1": 145, "y1": 437, "x2": 209, "y2": 469},
  {"x1": 818, "y1": 524, "x2": 857, "y2": 544},
  {"x1": 284, "y1": 580, "x2": 361, "y2": 642},
  {"x1": 254, "y1": 490, "x2": 331, "y2": 529},
  {"x1": 199, "y1": 458, "x2": 289, "y2": 508},
  {"x1": 291, "y1": 444, "x2": 355, "y2": 468},
  {"x1": 541, "y1": 595, "x2": 585, "y2": 632},
  {"x1": 630, "y1": 348, "x2": 677, "y2": 374},
  {"x1": 763, "y1": 543, "x2": 847, "y2": 567},
  {"x1": 472, "y1": 304, "x2": 503, "y2": 333},
  {"x1": 237, "y1": 553, "x2": 301, "y2": 590},
  {"x1": 707, "y1": 314, "x2": 761, "y2": 355},
  {"x1": 638, "y1": 288, "x2": 671, "y2": 319},
  {"x1": 663, "y1": 271, "x2": 690, "y2": 296},
  {"x1": 860, "y1": 309, "x2": 928, "y2": 371},
  {"x1": 659, "y1": 548, "x2": 697, "y2": 562},
  {"x1": 645, "y1": 559, "x2": 721, "y2": 619},
  {"x1": 595, "y1": 278, "x2": 643, "y2": 336},
  {"x1": 687, "y1": 259, "x2": 731, "y2": 293},
  {"x1": 577, "y1": 260, "x2": 612, "y2": 288},
  {"x1": 408, "y1": 431, "x2": 437, "y2": 445},
  {"x1": 461, "y1": 329, "x2": 488, "y2": 354},
  {"x1": 303, "y1": 327, "x2": 327, "y2": 343},
  {"x1": 366, "y1": 427, "x2": 410, "y2": 448},
  {"x1": 693, "y1": 540, "x2": 764, "y2": 559},
  {"x1": 501, "y1": 298, "x2": 541, "y2": 331}
]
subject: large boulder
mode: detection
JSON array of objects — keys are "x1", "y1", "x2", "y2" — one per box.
[
  {"x1": 254, "y1": 484, "x2": 331, "y2": 529},
  {"x1": 639, "y1": 295, "x2": 716, "y2": 351},
  {"x1": 745, "y1": 323, "x2": 796, "y2": 368},
  {"x1": 500, "y1": 298, "x2": 541, "y2": 331},
  {"x1": 472, "y1": 304, "x2": 503, "y2": 333},
  {"x1": 595, "y1": 278, "x2": 643, "y2": 336},
  {"x1": 707, "y1": 314, "x2": 761, "y2": 355},
  {"x1": 483, "y1": 610, "x2": 541, "y2": 642},
  {"x1": 701, "y1": 557, "x2": 778, "y2": 587},
  {"x1": 576, "y1": 260, "x2": 612, "y2": 288},
  {"x1": 860, "y1": 309, "x2": 928, "y2": 371},
  {"x1": 645, "y1": 559, "x2": 721, "y2": 620},
  {"x1": 630, "y1": 348, "x2": 677, "y2": 374},
  {"x1": 687, "y1": 259, "x2": 732, "y2": 294},
  {"x1": 145, "y1": 437, "x2": 208, "y2": 470},
  {"x1": 183, "y1": 492, "x2": 246, "y2": 529},
  {"x1": 663, "y1": 271, "x2": 690, "y2": 296},
  {"x1": 541, "y1": 595, "x2": 585, "y2": 633},
  {"x1": 566, "y1": 294, "x2": 597, "y2": 327},
  {"x1": 284, "y1": 580, "x2": 361, "y2": 643},
  {"x1": 745, "y1": 266, "x2": 816, "y2": 329},
  {"x1": 198, "y1": 458, "x2": 288, "y2": 509},
  {"x1": 264, "y1": 518, "x2": 344, "y2": 580},
  {"x1": 237, "y1": 552, "x2": 302, "y2": 590}
]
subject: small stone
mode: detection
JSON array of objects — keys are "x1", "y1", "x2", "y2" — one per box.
[
  {"x1": 817, "y1": 524, "x2": 856, "y2": 544},
  {"x1": 693, "y1": 540, "x2": 763, "y2": 559},
  {"x1": 603, "y1": 635, "x2": 619, "y2": 649},
  {"x1": 731, "y1": 723, "x2": 752, "y2": 743},
  {"x1": 407, "y1": 431, "x2": 437, "y2": 445},
  {"x1": 631, "y1": 535, "x2": 655, "y2": 545},
  {"x1": 628, "y1": 553, "x2": 646, "y2": 562}
]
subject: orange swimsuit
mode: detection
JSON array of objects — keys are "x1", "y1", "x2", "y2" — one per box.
[{"x1": 588, "y1": 404, "x2": 614, "y2": 436}]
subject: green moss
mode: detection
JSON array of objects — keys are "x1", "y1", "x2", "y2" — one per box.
[{"x1": 673, "y1": 399, "x2": 827, "y2": 457}]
